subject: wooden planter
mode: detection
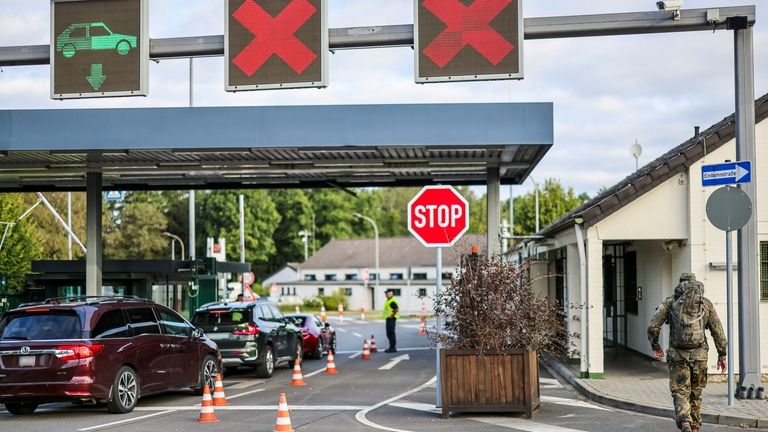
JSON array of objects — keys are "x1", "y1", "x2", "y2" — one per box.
[{"x1": 440, "y1": 349, "x2": 540, "y2": 418}]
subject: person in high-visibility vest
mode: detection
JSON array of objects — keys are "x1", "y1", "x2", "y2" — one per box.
[{"x1": 382, "y1": 289, "x2": 400, "y2": 353}]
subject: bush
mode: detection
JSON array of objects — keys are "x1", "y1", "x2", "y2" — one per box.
[
  {"x1": 303, "y1": 297, "x2": 323, "y2": 309},
  {"x1": 318, "y1": 289, "x2": 349, "y2": 311},
  {"x1": 434, "y1": 255, "x2": 567, "y2": 358}
]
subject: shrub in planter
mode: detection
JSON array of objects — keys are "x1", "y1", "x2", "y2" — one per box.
[{"x1": 434, "y1": 255, "x2": 567, "y2": 417}]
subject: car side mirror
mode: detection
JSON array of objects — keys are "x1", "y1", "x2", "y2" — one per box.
[
  {"x1": 191, "y1": 328, "x2": 204, "y2": 339},
  {"x1": 324, "y1": 322, "x2": 331, "y2": 328}
]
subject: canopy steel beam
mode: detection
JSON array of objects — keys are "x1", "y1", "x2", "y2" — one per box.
[{"x1": 0, "y1": 6, "x2": 755, "y2": 66}]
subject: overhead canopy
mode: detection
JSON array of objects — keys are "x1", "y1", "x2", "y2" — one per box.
[{"x1": 0, "y1": 103, "x2": 553, "y2": 191}]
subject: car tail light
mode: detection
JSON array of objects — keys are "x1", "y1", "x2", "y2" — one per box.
[
  {"x1": 232, "y1": 323, "x2": 259, "y2": 336},
  {"x1": 55, "y1": 344, "x2": 104, "y2": 361},
  {"x1": 301, "y1": 329, "x2": 309, "y2": 336},
  {"x1": 25, "y1": 308, "x2": 50, "y2": 313}
]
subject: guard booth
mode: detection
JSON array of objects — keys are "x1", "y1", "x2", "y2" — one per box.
[{"x1": 12, "y1": 258, "x2": 250, "y2": 318}]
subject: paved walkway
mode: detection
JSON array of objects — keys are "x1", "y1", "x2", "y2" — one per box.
[{"x1": 547, "y1": 347, "x2": 768, "y2": 429}]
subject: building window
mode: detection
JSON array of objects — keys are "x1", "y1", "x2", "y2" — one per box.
[
  {"x1": 441, "y1": 272, "x2": 453, "y2": 281},
  {"x1": 761, "y1": 242, "x2": 768, "y2": 301},
  {"x1": 370, "y1": 273, "x2": 377, "y2": 281},
  {"x1": 291, "y1": 287, "x2": 297, "y2": 296},
  {"x1": 343, "y1": 288, "x2": 353, "y2": 296},
  {"x1": 324, "y1": 274, "x2": 337, "y2": 281},
  {"x1": 281, "y1": 287, "x2": 285, "y2": 295},
  {"x1": 318, "y1": 288, "x2": 325, "y2": 296},
  {"x1": 412, "y1": 273, "x2": 427, "y2": 280},
  {"x1": 345, "y1": 274, "x2": 358, "y2": 281},
  {"x1": 389, "y1": 289, "x2": 402, "y2": 296},
  {"x1": 418, "y1": 288, "x2": 427, "y2": 297},
  {"x1": 389, "y1": 273, "x2": 403, "y2": 280},
  {"x1": 304, "y1": 274, "x2": 316, "y2": 281}
]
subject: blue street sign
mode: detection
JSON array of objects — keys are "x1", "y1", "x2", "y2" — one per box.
[
  {"x1": 104, "y1": 191, "x2": 124, "y2": 201},
  {"x1": 701, "y1": 161, "x2": 751, "y2": 187}
]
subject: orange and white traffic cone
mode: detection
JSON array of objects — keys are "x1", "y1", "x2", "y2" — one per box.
[
  {"x1": 212, "y1": 373, "x2": 229, "y2": 406},
  {"x1": 320, "y1": 305, "x2": 327, "y2": 322},
  {"x1": 326, "y1": 351, "x2": 338, "y2": 375},
  {"x1": 338, "y1": 304, "x2": 344, "y2": 323},
  {"x1": 274, "y1": 393, "x2": 294, "y2": 432},
  {"x1": 195, "y1": 384, "x2": 219, "y2": 423},
  {"x1": 369, "y1": 334, "x2": 378, "y2": 353},
  {"x1": 361, "y1": 340, "x2": 371, "y2": 360},
  {"x1": 290, "y1": 359, "x2": 306, "y2": 386},
  {"x1": 419, "y1": 318, "x2": 427, "y2": 335},
  {"x1": 294, "y1": 305, "x2": 300, "y2": 314}
]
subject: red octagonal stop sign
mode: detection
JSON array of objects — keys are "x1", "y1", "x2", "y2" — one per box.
[{"x1": 408, "y1": 185, "x2": 470, "y2": 247}]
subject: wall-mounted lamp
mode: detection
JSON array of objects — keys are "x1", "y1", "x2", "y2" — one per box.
[{"x1": 573, "y1": 215, "x2": 584, "y2": 225}]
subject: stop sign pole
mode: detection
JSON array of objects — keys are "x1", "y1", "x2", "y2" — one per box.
[{"x1": 407, "y1": 185, "x2": 469, "y2": 408}]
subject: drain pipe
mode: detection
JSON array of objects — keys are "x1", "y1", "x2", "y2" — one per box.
[{"x1": 574, "y1": 216, "x2": 588, "y2": 378}]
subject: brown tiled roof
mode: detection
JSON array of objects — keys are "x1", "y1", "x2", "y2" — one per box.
[
  {"x1": 298, "y1": 234, "x2": 486, "y2": 269},
  {"x1": 539, "y1": 93, "x2": 768, "y2": 237}
]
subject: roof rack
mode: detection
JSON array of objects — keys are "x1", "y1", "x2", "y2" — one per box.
[{"x1": 42, "y1": 295, "x2": 150, "y2": 305}]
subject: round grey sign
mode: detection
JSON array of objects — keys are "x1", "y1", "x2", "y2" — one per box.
[{"x1": 706, "y1": 186, "x2": 752, "y2": 232}]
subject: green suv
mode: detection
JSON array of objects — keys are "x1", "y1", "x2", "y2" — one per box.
[
  {"x1": 56, "y1": 22, "x2": 137, "y2": 58},
  {"x1": 192, "y1": 300, "x2": 302, "y2": 378}
]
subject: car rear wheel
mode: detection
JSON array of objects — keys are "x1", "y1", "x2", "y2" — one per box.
[
  {"x1": 193, "y1": 356, "x2": 219, "y2": 395},
  {"x1": 254, "y1": 345, "x2": 274, "y2": 378},
  {"x1": 311, "y1": 339, "x2": 323, "y2": 359},
  {"x1": 62, "y1": 43, "x2": 76, "y2": 58},
  {"x1": 116, "y1": 40, "x2": 131, "y2": 55},
  {"x1": 107, "y1": 366, "x2": 138, "y2": 414},
  {"x1": 4, "y1": 402, "x2": 38, "y2": 415}
]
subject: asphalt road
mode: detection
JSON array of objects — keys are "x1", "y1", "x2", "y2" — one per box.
[{"x1": 0, "y1": 317, "x2": 752, "y2": 431}]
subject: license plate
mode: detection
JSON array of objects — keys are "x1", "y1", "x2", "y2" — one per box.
[
  {"x1": 207, "y1": 332, "x2": 230, "y2": 339},
  {"x1": 18, "y1": 356, "x2": 35, "y2": 367}
]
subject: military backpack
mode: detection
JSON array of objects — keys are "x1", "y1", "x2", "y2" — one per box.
[{"x1": 669, "y1": 280, "x2": 707, "y2": 349}]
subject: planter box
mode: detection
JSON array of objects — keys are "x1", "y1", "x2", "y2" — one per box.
[{"x1": 440, "y1": 349, "x2": 540, "y2": 418}]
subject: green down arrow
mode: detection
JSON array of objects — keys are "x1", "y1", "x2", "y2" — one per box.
[{"x1": 87, "y1": 64, "x2": 106, "y2": 91}]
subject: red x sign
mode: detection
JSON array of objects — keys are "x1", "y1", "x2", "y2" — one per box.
[
  {"x1": 226, "y1": 0, "x2": 327, "y2": 91},
  {"x1": 416, "y1": 0, "x2": 523, "y2": 83}
]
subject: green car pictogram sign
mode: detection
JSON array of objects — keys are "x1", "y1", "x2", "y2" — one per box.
[
  {"x1": 56, "y1": 22, "x2": 138, "y2": 58},
  {"x1": 51, "y1": 0, "x2": 148, "y2": 99}
]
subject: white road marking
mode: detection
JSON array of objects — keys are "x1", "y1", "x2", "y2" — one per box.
[
  {"x1": 227, "y1": 380, "x2": 262, "y2": 390},
  {"x1": 353, "y1": 332, "x2": 364, "y2": 338},
  {"x1": 348, "y1": 351, "x2": 363, "y2": 359},
  {"x1": 135, "y1": 405, "x2": 365, "y2": 411},
  {"x1": 336, "y1": 328, "x2": 348, "y2": 333},
  {"x1": 469, "y1": 416, "x2": 588, "y2": 432},
  {"x1": 389, "y1": 401, "x2": 440, "y2": 413},
  {"x1": 354, "y1": 376, "x2": 436, "y2": 432},
  {"x1": 304, "y1": 367, "x2": 328, "y2": 378},
  {"x1": 78, "y1": 409, "x2": 178, "y2": 431},
  {"x1": 379, "y1": 354, "x2": 410, "y2": 370},
  {"x1": 336, "y1": 346, "x2": 432, "y2": 354},
  {"x1": 539, "y1": 377, "x2": 562, "y2": 387},
  {"x1": 225, "y1": 387, "x2": 266, "y2": 400},
  {"x1": 540, "y1": 395, "x2": 611, "y2": 412}
]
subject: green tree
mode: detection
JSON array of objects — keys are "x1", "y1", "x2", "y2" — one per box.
[
  {"x1": 0, "y1": 193, "x2": 42, "y2": 293},
  {"x1": 198, "y1": 190, "x2": 279, "y2": 277},
  {"x1": 374, "y1": 187, "x2": 418, "y2": 237},
  {"x1": 511, "y1": 179, "x2": 587, "y2": 236},
  {"x1": 103, "y1": 192, "x2": 169, "y2": 259},
  {"x1": 308, "y1": 189, "x2": 357, "y2": 246},
  {"x1": 268, "y1": 189, "x2": 312, "y2": 270},
  {"x1": 24, "y1": 192, "x2": 87, "y2": 260}
]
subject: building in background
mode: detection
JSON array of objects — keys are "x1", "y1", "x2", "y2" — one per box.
[{"x1": 276, "y1": 235, "x2": 484, "y2": 313}]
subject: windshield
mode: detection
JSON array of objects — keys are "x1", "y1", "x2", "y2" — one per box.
[
  {"x1": 192, "y1": 309, "x2": 248, "y2": 326},
  {"x1": 0, "y1": 311, "x2": 83, "y2": 340}
]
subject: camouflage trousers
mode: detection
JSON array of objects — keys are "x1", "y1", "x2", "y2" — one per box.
[{"x1": 668, "y1": 360, "x2": 708, "y2": 429}]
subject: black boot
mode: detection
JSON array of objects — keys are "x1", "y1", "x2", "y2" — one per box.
[{"x1": 681, "y1": 421, "x2": 692, "y2": 432}]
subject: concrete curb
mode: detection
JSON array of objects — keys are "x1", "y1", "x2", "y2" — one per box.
[{"x1": 543, "y1": 359, "x2": 768, "y2": 429}]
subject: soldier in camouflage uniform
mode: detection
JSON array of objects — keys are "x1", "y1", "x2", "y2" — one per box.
[{"x1": 648, "y1": 273, "x2": 727, "y2": 432}]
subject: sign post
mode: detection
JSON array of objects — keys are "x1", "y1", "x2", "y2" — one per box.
[
  {"x1": 705, "y1": 177, "x2": 753, "y2": 406},
  {"x1": 407, "y1": 185, "x2": 469, "y2": 408}
]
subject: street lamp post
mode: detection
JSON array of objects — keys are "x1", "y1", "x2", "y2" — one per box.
[
  {"x1": 163, "y1": 232, "x2": 185, "y2": 262},
  {"x1": 298, "y1": 230, "x2": 310, "y2": 261},
  {"x1": 353, "y1": 212, "x2": 379, "y2": 308}
]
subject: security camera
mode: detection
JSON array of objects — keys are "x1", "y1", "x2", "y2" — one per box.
[{"x1": 657, "y1": 0, "x2": 683, "y2": 11}]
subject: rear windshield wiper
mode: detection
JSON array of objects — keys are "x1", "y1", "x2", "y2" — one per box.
[{"x1": 1, "y1": 336, "x2": 31, "y2": 340}]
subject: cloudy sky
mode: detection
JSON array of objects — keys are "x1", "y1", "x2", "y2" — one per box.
[{"x1": 0, "y1": 0, "x2": 765, "y2": 198}]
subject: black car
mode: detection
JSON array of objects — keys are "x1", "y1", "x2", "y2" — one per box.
[{"x1": 191, "y1": 300, "x2": 302, "y2": 378}]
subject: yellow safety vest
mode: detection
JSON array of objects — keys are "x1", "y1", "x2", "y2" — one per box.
[{"x1": 383, "y1": 297, "x2": 400, "y2": 319}]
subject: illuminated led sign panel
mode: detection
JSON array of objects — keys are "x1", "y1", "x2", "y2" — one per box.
[
  {"x1": 415, "y1": 0, "x2": 523, "y2": 83},
  {"x1": 226, "y1": 0, "x2": 328, "y2": 91},
  {"x1": 51, "y1": 0, "x2": 148, "y2": 99}
]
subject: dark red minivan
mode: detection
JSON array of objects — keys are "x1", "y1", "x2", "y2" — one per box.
[{"x1": 0, "y1": 297, "x2": 221, "y2": 415}]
